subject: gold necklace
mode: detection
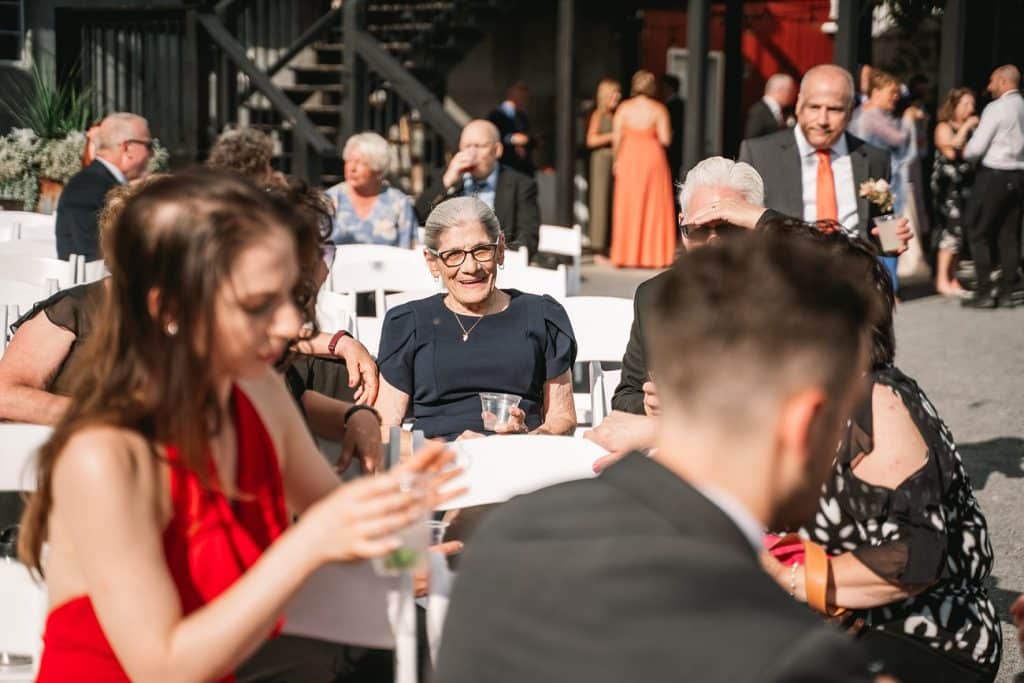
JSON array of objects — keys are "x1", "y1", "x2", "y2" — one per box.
[{"x1": 447, "y1": 294, "x2": 495, "y2": 342}]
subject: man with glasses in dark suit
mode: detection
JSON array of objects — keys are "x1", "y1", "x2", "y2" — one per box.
[{"x1": 55, "y1": 112, "x2": 153, "y2": 261}]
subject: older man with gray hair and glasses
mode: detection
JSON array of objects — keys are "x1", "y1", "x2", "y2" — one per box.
[{"x1": 56, "y1": 112, "x2": 152, "y2": 262}]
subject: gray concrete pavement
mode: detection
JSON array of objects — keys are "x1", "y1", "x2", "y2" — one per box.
[{"x1": 581, "y1": 263, "x2": 1024, "y2": 681}]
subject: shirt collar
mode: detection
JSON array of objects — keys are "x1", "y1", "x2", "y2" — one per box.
[
  {"x1": 793, "y1": 124, "x2": 848, "y2": 158},
  {"x1": 500, "y1": 100, "x2": 517, "y2": 118},
  {"x1": 1000, "y1": 89, "x2": 1021, "y2": 100},
  {"x1": 464, "y1": 165, "x2": 500, "y2": 191},
  {"x1": 696, "y1": 484, "x2": 765, "y2": 553},
  {"x1": 95, "y1": 156, "x2": 127, "y2": 185}
]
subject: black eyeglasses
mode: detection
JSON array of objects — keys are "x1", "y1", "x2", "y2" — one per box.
[
  {"x1": 678, "y1": 216, "x2": 747, "y2": 244},
  {"x1": 428, "y1": 242, "x2": 500, "y2": 267},
  {"x1": 124, "y1": 138, "x2": 155, "y2": 152}
]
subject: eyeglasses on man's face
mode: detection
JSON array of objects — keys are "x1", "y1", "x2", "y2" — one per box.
[
  {"x1": 428, "y1": 242, "x2": 500, "y2": 268},
  {"x1": 124, "y1": 138, "x2": 155, "y2": 153},
  {"x1": 678, "y1": 214, "x2": 746, "y2": 244}
]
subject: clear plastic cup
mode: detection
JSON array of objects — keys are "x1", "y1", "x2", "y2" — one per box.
[
  {"x1": 479, "y1": 392, "x2": 522, "y2": 431},
  {"x1": 371, "y1": 472, "x2": 429, "y2": 577},
  {"x1": 873, "y1": 214, "x2": 903, "y2": 254},
  {"x1": 427, "y1": 520, "x2": 449, "y2": 546}
]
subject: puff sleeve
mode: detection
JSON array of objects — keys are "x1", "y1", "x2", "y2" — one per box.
[{"x1": 540, "y1": 295, "x2": 577, "y2": 380}]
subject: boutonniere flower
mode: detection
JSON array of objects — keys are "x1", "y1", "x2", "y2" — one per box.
[{"x1": 858, "y1": 178, "x2": 893, "y2": 215}]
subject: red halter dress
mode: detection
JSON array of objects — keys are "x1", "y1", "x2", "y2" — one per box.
[{"x1": 36, "y1": 386, "x2": 289, "y2": 682}]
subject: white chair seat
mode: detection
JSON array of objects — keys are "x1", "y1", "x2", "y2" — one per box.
[{"x1": 435, "y1": 434, "x2": 605, "y2": 511}]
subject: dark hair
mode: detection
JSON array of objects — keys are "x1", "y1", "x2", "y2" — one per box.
[
  {"x1": 206, "y1": 127, "x2": 275, "y2": 181},
  {"x1": 757, "y1": 217, "x2": 895, "y2": 369},
  {"x1": 19, "y1": 168, "x2": 309, "y2": 574},
  {"x1": 265, "y1": 176, "x2": 333, "y2": 322},
  {"x1": 647, "y1": 230, "x2": 880, "y2": 423},
  {"x1": 937, "y1": 87, "x2": 976, "y2": 124},
  {"x1": 660, "y1": 74, "x2": 680, "y2": 92}
]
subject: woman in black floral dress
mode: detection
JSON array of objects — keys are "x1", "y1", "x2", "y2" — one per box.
[
  {"x1": 761, "y1": 220, "x2": 1001, "y2": 683},
  {"x1": 931, "y1": 88, "x2": 979, "y2": 297}
]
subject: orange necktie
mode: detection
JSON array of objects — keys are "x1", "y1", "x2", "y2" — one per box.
[{"x1": 815, "y1": 148, "x2": 838, "y2": 223}]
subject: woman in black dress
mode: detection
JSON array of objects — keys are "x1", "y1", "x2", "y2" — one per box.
[
  {"x1": 761, "y1": 220, "x2": 1001, "y2": 683},
  {"x1": 931, "y1": 87, "x2": 980, "y2": 297},
  {"x1": 375, "y1": 196, "x2": 577, "y2": 440}
]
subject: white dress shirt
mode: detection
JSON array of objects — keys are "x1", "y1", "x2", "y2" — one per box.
[
  {"x1": 964, "y1": 90, "x2": 1024, "y2": 170},
  {"x1": 95, "y1": 156, "x2": 127, "y2": 185},
  {"x1": 697, "y1": 485, "x2": 765, "y2": 553},
  {"x1": 763, "y1": 96, "x2": 783, "y2": 125},
  {"x1": 794, "y1": 125, "x2": 859, "y2": 234}
]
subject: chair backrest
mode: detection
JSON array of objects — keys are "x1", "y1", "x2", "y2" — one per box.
[
  {"x1": 356, "y1": 316, "x2": 384, "y2": 358},
  {"x1": 559, "y1": 296, "x2": 633, "y2": 363},
  {"x1": 0, "y1": 223, "x2": 17, "y2": 241},
  {"x1": 590, "y1": 367, "x2": 622, "y2": 425},
  {"x1": 0, "y1": 211, "x2": 57, "y2": 241},
  {"x1": 496, "y1": 263, "x2": 568, "y2": 298},
  {"x1": 383, "y1": 289, "x2": 441, "y2": 311},
  {"x1": 0, "y1": 280, "x2": 49, "y2": 313},
  {"x1": 329, "y1": 245, "x2": 435, "y2": 313},
  {"x1": 78, "y1": 259, "x2": 108, "y2": 284},
  {"x1": 505, "y1": 245, "x2": 529, "y2": 268},
  {"x1": 435, "y1": 435, "x2": 605, "y2": 510},
  {"x1": 0, "y1": 254, "x2": 77, "y2": 290},
  {"x1": 537, "y1": 224, "x2": 583, "y2": 295},
  {"x1": 0, "y1": 240, "x2": 58, "y2": 258},
  {"x1": 315, "y1": 289, "x2": 357, "y2": 336}
]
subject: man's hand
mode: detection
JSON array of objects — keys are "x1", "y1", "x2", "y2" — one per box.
[
  {"x1": 336, "y1": 410, "x2": 383, "y2": 475},
  {"x1": 684, "y1": 197, "x2": 767, "y2": 231},
  {"x1": 584, "y1": 410, "x2": 658, "y2": 472},
  {"x1": 442, "y1": 149, "x2": 478, "y2": 188},
  {"x1": 333, "y1": 335, "x2": 379, "y2": 404},
  {"x1": 871, "y1": 216, "x2": 914, "y2": 256},
  {"x1": 642, "y1": 380, "x2": 660, "y2": 417},
  {"x1": 413, "y1": 541, "x2": 464, "y2": 597}
]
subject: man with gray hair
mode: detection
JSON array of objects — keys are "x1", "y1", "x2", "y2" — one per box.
[
  {"x1": 739, "y1": 64, "x2": 890, "y2": 243},
  {"x1": 961, "y1": 64, "x2": 1024, "y2": 308},
  {"x1": 56, "y1": 112, "x2": 152, "y2": 261},
  {"x1": 745, "y1": 73, "x2": 796, "y2": 140}
]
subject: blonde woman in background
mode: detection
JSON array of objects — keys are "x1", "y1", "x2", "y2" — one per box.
[{"x1": 586, "y1": 78, "x2": 621, "y2": 259}]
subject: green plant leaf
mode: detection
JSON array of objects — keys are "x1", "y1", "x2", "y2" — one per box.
[{"x1": 3, "y1": 61, "x2": 93, "y2": 140}]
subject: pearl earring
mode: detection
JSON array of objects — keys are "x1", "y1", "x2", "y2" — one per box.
[{"x1": 165, "y1": 321, "x2": 179, "y2": 336}]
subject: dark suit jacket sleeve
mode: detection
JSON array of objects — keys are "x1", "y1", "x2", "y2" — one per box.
[
  {"x1": 744, "y1": 102, "x2": 779, "y2": 141},
  {"x1": 507, "y1": 174, "x2": 540, "y2": 257},
  {"x1": 763, "y1": 627, "x2": 875, "y2": 683},
  {"x1": 737, "y1": 139, "x2": 753, "y2": 165},
  {"x1": 611, "y1": 279, "x2": 652, "y2": 415}
]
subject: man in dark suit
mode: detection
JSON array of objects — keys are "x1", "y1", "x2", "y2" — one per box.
[
  {"x1": 745, "y1": 73, "x2": 796, "y2": 140},
  {"x1": 487, "y1": 81, "x2": 535, "y2": 176},
  {"x1": 739, "y1": 65, "x2": 891, "y2": 243},
  {"x1": 434, "y1": 232, "x2": 884, "y2": 683},
  {"x1": 661, "y1": 74, "x2": 685, "y2": 182},
  {"x1": 56, "y1": 112, "x2": 152, "y2": 261},
  {"x1": 416, "y1": 119, "x2": 540, "y2": 257}
]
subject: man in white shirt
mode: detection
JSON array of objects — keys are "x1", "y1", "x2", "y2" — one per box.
[
  {"x1": 744, "y1": 73, "x2": 796, "y2": 140},
  {"x1": 962, "y1": 64, "x2": 1024, "y2": 308}
]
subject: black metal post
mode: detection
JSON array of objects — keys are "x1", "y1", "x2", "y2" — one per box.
[
  {"x1": 939, "y1": 0, "x2": 966, "y2": 98},
  {"x1": 683, "y1": 0, "x2": 709, "y2": 177},
  {"x1": 342, "y1": 0, "x2": 367, "y2": 146},
  {"x1": 555, "y1": 0, "x2": 575, "y2": 227},
  {"x1": 833, "y1": 0, "x2": 863, "y2": 74},
  {"x1": 722, "y1": 0, "x2": 744, "y2": 159},
  {"x1": 183, "y1": 9, "x2": 208, "y2": 162}
]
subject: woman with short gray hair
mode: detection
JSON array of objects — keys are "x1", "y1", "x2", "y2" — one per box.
[
  {"x1": 324, "y1": 131, "x2": 417, "y2": 247},
  {"x1": 374, "y1": 196, "x2": 578, "y2": 440}
]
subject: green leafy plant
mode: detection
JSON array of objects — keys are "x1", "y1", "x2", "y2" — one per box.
[{"x1": 3, "y1": 62, "x2": 92, "y2": 141}]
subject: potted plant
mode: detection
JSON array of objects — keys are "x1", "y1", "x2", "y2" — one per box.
[{"x1": 0, "y1": 128, "x2": 40, "y2": 211}]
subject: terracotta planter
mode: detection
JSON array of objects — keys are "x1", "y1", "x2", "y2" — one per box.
[{"x1": 36, "y1": 177, "x2": 64, "y2": 215}]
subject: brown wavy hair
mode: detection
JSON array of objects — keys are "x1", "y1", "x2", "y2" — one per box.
[
  {"x1": 18, "y1": 168, "x2": 312, "y2": 574},
  {"x1": 937, "y1": 87, "x2": 975, "y2": 124},
  {"x1": 206, "y1": 127, "x2": 275, "y2": 181}
]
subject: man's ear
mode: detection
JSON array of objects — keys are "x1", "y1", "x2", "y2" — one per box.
[
  {"x1": 775, "y1": 386, "x2": 828, "y2": 467},
  {"x1": 494, "y1": 141, "x2": 504, "y2": 159}
]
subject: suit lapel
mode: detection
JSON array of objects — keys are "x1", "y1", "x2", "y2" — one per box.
[
  {"x1": 846, "y1": 133, "x2": 872, "y2": 234},
  {"x1": 777, "y1": 131, "x2": 805, "y2": 219},
  {"x1": 601, "y1": 453, "x2": 757, "y2": 560},
  {"x1": 494, "y1": 166, "x2": 514, "y2": 229}
]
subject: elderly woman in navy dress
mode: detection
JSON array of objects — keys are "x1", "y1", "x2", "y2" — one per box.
[
  {"x1": 324, "y1": 131, "x2": 417, "y2": 248},
  {"x1": 374, "y1": 197, "x2": 577, "y2": 440}
]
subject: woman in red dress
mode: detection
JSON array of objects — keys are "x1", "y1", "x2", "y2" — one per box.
[{"x1": 19, "y1": 168, "x2": 457, "y2": 682}]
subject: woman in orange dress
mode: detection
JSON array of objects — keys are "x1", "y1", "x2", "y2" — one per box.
[{"x1": 609, "y1": 70, "x2": 677, "y2": 268}]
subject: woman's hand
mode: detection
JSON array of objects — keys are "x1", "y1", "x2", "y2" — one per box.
[
  {"x1": 457, "y1": 430, "x2": 485, "y2": 441},
  {"x1": 413, "y1": 540, "x2": 464, "y2": 597},
  {"x1": 584, "y1": 410, "x2": 659, "y2": 472},
  {"x1": 492, "y1": 406, "x2": 528, "y2": 434},
  {"x1": 333, "y1": 335, "x2": 379, "y2": 404},
  {"x1": 337, "y1": 410, "x2": 383, "y2": 475},
  {"x1": 759, "y1": 552, "x2": 806, "y2": 602}
]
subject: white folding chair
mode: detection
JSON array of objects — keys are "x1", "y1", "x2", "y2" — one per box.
[
  {"x1": 384, "y1": 289, "x2": 441, "y2": 311},
  {"x1": 0, "y1": 224, "x2": 17, "y2": 241},
  {"x1": 559, "y1": 296, "x2": 633, "y2": 425},
  {"x1": 77, "y1": 259, "x2": 108, "y2": 284},
  {"x1": 0, "y1": 280, "x2": 50, "y2": 313},
  {"x1": 315, "y1": 289, "x2": 357, "y2": 337},
  {"x1": 537, "y1": 224, "x2": 583, "y2": 295},
  {"x1": 496, "y1": 263, "x2": 569, "y2": 298},
  {"x1": 0, "y1": 240, "x2": 58, "y2": 258},
  {"x1": 329, "y1": 245, "x2": 435, "y2": 314},
  {"x1": 505, "y1": 245, "x2": 529, "y2": 268},
  {"x1": 589, "y1": 367, "x2": 622, "y2": 426},
  {"x1": 0, "y1": 422, "x2": 52, "y2": 676},
  {"x1": 0, "y1": 254, "x2": 77, "y2": 290},
  {"x1": 0, "y1": 211, "x2": 57, "y2": 241},
  {"x1": 356, "y1": 316, "x2": 384, "y2": 358}
]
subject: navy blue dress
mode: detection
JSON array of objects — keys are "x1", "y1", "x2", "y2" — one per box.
[{"x1": 378, "y1": 290, "x2": 577, "y2": 440}]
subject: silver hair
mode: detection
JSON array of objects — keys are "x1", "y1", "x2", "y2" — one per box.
[
  {"x1": 678, "y1": 156, "x2": 765, "y2": 214},
  {"x1": 342, "y1": 131, "x2": 390, "y2": 174},
  {"x1": 95, "y1": 112, "x2": 149, "y2": 150},
  {"x1": 764, "y1": 73, "x2": 795, "y2": 96},
  {"x1": 423, "y1": 196, "x2": 502, "y2": 251},
  {"x1": 799, "y1": 64, "x2": 856, "y2": 110}
]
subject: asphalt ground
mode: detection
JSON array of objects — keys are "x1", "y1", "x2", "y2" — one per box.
[{"x1": 580, "y1": 263, "x2": 1024, "y2": 681}]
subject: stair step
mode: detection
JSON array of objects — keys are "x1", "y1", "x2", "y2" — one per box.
[{"x1": 367, "y1": 2, "x2": 455, "y2": 12}]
